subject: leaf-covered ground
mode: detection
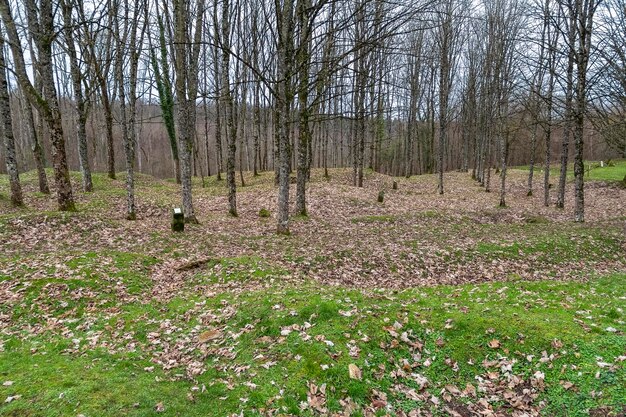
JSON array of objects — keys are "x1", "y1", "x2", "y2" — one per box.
[{"x1": 0, "y1": 168, "x2": 624, "y2": 416}]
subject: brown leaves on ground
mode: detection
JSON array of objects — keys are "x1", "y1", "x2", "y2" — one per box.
[
  {"x1": 306, "y1": 382, "x2": 327, "y2": 414},
  {"x1": 2, "y1": 170, "x2": 625, "y2": 296}
]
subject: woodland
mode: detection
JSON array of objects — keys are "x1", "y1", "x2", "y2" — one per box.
[{"x1": 0, "y1": 0, "x2": 625, "y2": 416}]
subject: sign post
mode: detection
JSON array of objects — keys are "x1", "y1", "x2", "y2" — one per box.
[{"x1": 172, "y1": 208, "x2": 184, "y2": 232}]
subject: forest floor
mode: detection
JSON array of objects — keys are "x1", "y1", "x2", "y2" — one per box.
[{"x1": 0, "y1": 166, "x2": 624, "y2": 417}]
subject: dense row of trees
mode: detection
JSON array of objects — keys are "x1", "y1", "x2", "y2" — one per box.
[{"x1": 0, "y1": 0, "x2": 624, "y2": 232}]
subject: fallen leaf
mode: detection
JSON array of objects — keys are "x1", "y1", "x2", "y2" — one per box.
[
  {"x1": 4, "y1": 395, "x2": 21, "y2": 403},
  {"x1": 488, "y1": 339, "x2": 500, "y2": 348},
  {"x1": 348, "y1": 364, "x2": 362, "y2": 380},
  {"x1": 307, "y1": 383, "x2": 327, "y2": 413},
  {"x1": 463, "y1": 383, "x2": 476, "y2": 397},
  {"x1": 198, "y1": 329, "x2": 221, "y2": 343},
  {"x1": 445, "y1": 384, "x2": 462, "y2": 396}
]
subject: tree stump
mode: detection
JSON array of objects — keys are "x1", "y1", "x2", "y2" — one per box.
[
  {"x1": 392, "y1": 181, "x2": 398, "y2": 190},
  {"x1": 377, "y1": 191, "x2": 385, "y2": 203},
  {"x1": 172, "y1": 208, "x2": 184, "y2": 232}
]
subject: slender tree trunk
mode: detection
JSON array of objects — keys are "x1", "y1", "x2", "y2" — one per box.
[
  {"x1": 237, "y1": 53, "x2": 247, "y2": 188},
  {"x1": 295, "y1": 0, "x2": 312, "y2": 216},
  {"x1": 203, "y1": 95, "x2": 211, "y2": 178},
  {"x1": 543, "y1": 72, "x2": 555, "y2": 206},
  {"x1": 62, "y1": 0, "x2": 93, "y2": 192},
  {"x1": 437, "y1": 1, "x2": 456, "y2": 195},
  {"x1": 173, "y1": 0, "x2": 203, "y2": 223},
  {"x1": 498, "y1": 133, "x2": 508, "y2": 206},
  {"x1": 573, "y1": 0, "x2": 596, "y2": 222},
  {"x1": 211, "y1": 8, "x2": 223, "y2": 181},
  {"x1": 573, "y1": 99, "x2": 584, "y2": 220},
  {"x1": 219, "y1": 0, "x2": 237, "y2": 216},
  {"x1": 22, "y1": 97, "x2": 49, "y2": 193},
  {"x1": 484, "y1": 136, "x2": 491, "y2": 192},
  {"x1": 556, "y1": 13, "x2": 575, "y2": 209},
  {"x1": 113, "y1": 0, "x2": 135, "y2": 220},
  {"x1": 253, "y1": 83, "x2": 261, "y2": 176},
  {"x1": 103, "y1": 94, "x2": 116, "y2": 179},
  {"x1": 527, "y1": 125, "x2": 537, "y2": 196},
  {"x1": 0, "y1": 34, "x2": 23, "y2": 206},
  {"x1": 276, "y1": 0, "x2": 294, "y2": 234}
]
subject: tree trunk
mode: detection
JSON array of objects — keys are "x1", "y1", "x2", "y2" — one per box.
[
  {"x1": 276, "y1": 0, "x2": 294, "y2": 234},
  {"x1": 573, "y1": 0, "x2": 596, "y2": 222},
  {"x1": 113, "y1": 0, "x2": 135, "y2": 220},
  {"x1": 103, "y1": 94, "x2": 116, "y2": 179},
  {"x1": 295, "y1": 0, "x2": 312, "y2": 216},
  {"x1": 62, "y1": 0, "x2": 92, "y2": 193},
  {"x1": 556, "y1": 10, "x2": 575, "y2": 209},
  {"x1": 527, "y1": 125, "x2": 537, "y2": 196},
  {"x1": 150, "y1": 9, "x2": 180, "y2": 184},
  {"x1": 211, "y1": 10, "x2": 223, "y2": 181},
  {"x1": 219, "y1": 0, "x2": 237, "y2": 216},
  {"x1": 0, "y1": 33, "x2": 23, "y2": 206},
  {"x1": 22, "y1": 98, "x2": 49, "y2": 194},
  {"x1": 173, "y1": 0, "x2": 204, "y2": 223}
]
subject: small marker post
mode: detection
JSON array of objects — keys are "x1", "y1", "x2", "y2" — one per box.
[{"x1": 172, "y1": 208, "x2": 184, "y2": 232}]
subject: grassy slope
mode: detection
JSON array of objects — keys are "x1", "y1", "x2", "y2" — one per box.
[
  {"x1": 0, "y1": 169, "x2": 624, "y2": 416},
  {"x1": 0, "y1": 266, "x2": 624, "y2": 417}
]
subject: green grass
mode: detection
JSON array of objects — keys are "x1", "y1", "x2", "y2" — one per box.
[
  {"x1": 514, "y1": 159, "x2": 626, "y2": 182},
  {"x1": 587, "y1": 161, "x2": 626, "y2": 181},
  {"x1": 470, "y1": 226, "x2": 623, "y2": 262},
  {"x1": 1, "y1": 263, "x2": 624, "y2": 416},
  {"x1": 186, "y1": 256, "x2": 289, "y2": 286}
]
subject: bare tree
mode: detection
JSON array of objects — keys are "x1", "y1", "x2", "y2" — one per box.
[
  {"x1": 217, "y1": 0, "x2": 238, "y2": 217},
  {"x1": 61, "y1": 0, "x2": 93, "y2": 192},
  {"x1": 149, "y1": 6, "x2": 181, "y2": 184},
  {"x1": 590, "y1": 0, "x2": 626, "y2": 158},
  {"x1": 80, "y1": 0, "x2": 117, "y2": 180},
  {"x1": 0, "y1": 0, "x2": 75, "y2": 211},
  {"x1": 294, "y1": 0, "x2": 313, "y2": 216},
  {"x1": 173, "y1": 0, "x2": 205, "y2": 223},
  {"x1": 525, "y1": 0, "x2": 551, "y2": 197},
  {"x1": 552, "y1": 7, "x2": 572, "y2": 208},
  {"x1": 571, "y1": 0, "x2": 600, "y2": 222},
  {"x1": 436, "y1": 0, "x2": 464, "y2": 195},
  {"x1": 276, "y1": 0, "x2": 295, "y2": 234}
]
